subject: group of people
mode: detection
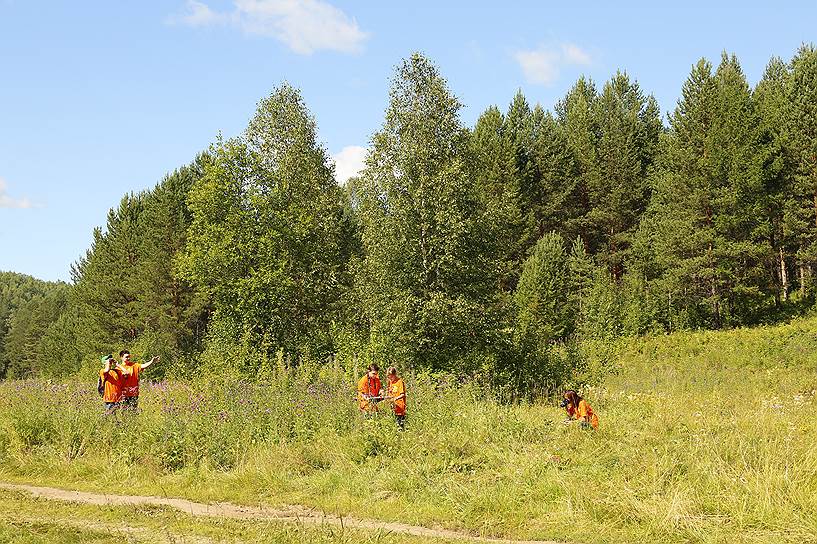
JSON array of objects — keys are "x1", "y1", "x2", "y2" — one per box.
[
  {"x1": 357, "y1": 364, "x2": 407, "y2": 429},
  {"x1": 98, "y1": 352, "x2": 595, "y2": 429},
  {"x1": 356, "y1": 363, "x2": 598, "y2": 431},
  {"x1": 98, "y1": 350, "x2": 159, "y2": 413}
]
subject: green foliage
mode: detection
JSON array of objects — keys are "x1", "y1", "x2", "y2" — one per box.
[
  {"x1": 505, "y1": 233, "x2": 577, "y2": 399},
  {"x1": 514, "y1": 232, "x2": 573, "y2": 343},
  {"x1": 4, "y1": 317, "x2": 817, "y2": 543},
  {"x1": 2, "y1": 283, "x2": 70, "y2": 378},
  {"x1": 64, "y1": 158, "x2": 208, "y2": 377},
  {"x1": 6, "y1": 45, "x2": 817, "y2": 400},
  {"x1": 786, "y1": 44, "x2": 817, "y2": 298},
  {"x1": 180, "y1": 84, "x2": 348, "y2": 361},
  {"x1": 356, "y1": 53, "x2": 502, "y2": 371},
  {"x1": 636, "y1": 54, "x2": 770, "y2": 329},
  {"x1": 0, "y1": 272, "x2": 69, "y2": 378}
]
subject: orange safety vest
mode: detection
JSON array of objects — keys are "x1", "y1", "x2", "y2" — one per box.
[
  {"x1": 357, "y1": 374, "x2": 382, "y2": 411},
  {"x1": 388, "y1": 378, "x2": 406, "y2": 415}
]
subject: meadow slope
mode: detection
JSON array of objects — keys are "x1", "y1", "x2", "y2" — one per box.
[{"x1": 1, "y1": 319, "x2": 817, "y2": 543}]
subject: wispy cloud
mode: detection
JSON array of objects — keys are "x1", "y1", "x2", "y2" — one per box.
[
  {"x1": 0, "y1": 177, "x2": 33, "y2": 209},
  {"x1": 513, "y1": 43, "x2": 592, "y2": 86},
  {"x1": 170, "y1": 0, "x2": 226, "y2": 27},
  {"x1": 561, "y1": 43, "x2": 591, "y2": 65},
  {"x1": 168, "y1": 0, "x2": 369, "y2": 55},
  {"x1": 331, "y1": 145, "x2": 367, "y2": 185}
]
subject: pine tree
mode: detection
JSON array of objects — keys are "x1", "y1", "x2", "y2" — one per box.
[
  {"x1": 470, "y1": 104, "x2": 523, "y2": 292},
  {"x1": 755, "y1": 57, "x2": 794, "y2": 303},
  {"x1": 591, "y1": 72, "x2": 662, "y2": 278},
  {"x1": 555, "y1": 77, "x2": 599, "y2": 249},
  {"x1": 528, "y1": 108, "x2": 581, "y2": 243},
  {"x1": 640, "y1": 55, "x2": 766, "y2": 328},
  {"x1": 134, "y1": 156, "x2": 211, "y2": 364},
  {"x1": 71, "y1": 192, "x2": 146, "y2": 353},
  {"x1": 787, "y1": 44, "x2": 817, "y2": 297}
]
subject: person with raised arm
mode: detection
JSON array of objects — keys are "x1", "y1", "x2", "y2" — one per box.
[{"x1": 119, "y1": 349, "x2": 159, "y2": 410}]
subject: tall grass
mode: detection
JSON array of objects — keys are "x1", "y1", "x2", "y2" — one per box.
[{"x1": 1, "y1": 319, "x2": 817, "y2": 542}]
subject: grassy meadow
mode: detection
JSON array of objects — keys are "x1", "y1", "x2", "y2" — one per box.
[{"x1": 2, "y1": 319, "x2": 817, "y2": 543}]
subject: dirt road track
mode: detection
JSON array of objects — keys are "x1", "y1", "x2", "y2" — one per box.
[{"x1": 0, "y1": 481, "x2": 569, "y2": 544}]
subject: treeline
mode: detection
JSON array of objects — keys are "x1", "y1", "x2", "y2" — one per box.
[
  {"x1": 2, "y1": 45, "x2": 816, "y2": 396},
  {"x1": 0, "y1": 272, "x2": 69, "y2": 378}
]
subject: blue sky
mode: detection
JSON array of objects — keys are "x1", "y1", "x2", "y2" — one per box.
[{"x1": 1, "y1": 1, "x2": 815, "y2": 282}]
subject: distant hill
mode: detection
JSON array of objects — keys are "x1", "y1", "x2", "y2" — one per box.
[{"x1": 0, "y1": 271, "x2": 67, "y2": 377}]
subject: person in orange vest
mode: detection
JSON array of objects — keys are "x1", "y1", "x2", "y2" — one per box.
[
  {"x1": 98, "y1": 354, "x2": 125, "y2": 414},
  {"x1": 357, "y1": 364, "x2": 382, "y2": 413},
  {"x1": 385, "y1": 366, "x2": 407, "y2": 430},
  {"x1": 119, "y1": 349, "x2": 159, "y2": 411},
  {"x1": 561, "y1": 389, "x2": 599, "y2": 430}
]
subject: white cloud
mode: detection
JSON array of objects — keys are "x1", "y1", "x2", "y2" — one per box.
[
  {"x1": 0, "y1": 177, "x2": 33, "y2": 209},
  {"x1": 331, "y1": 145, "x2": 367, "y2": 185},
  {"x1": 561, "y1": 43, "x2": 591, "y2": 65},
  {"x1": 168, "y1": 0, "x2": 368, "y2": 55},
  {"x1": 169, "y1": 0, "x2": 227, "y2": 27},
  {"x1": 514, "y1": 49, "x2": 561, "y2": 86},
  {"x1": 514, "y1": 43, "x2": 592, "y2": 86}
]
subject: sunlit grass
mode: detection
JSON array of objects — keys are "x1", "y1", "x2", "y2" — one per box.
[{"x1": 2, "y1": 319, "x2": 817, "y2": 542}]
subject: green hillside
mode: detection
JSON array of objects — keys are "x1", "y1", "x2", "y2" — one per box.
[{"x1": 2, "y1": 318, "x2": 816, "y2": 543}]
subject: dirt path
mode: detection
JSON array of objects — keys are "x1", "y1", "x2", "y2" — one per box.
[
  {"x1": 3, "y1": 512, "x2": 219, "y2": 544},
  {"x1": 0, "y1": 482, "x2": 568, "y2": 544}
]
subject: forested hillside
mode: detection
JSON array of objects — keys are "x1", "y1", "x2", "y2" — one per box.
[{"x1": 3, "y1": 45, "x2": 817, "y2": 393}]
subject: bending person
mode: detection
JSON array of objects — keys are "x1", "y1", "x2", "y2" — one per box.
[{"x1": 561, "y1": 389, "x2": 599, "y2": 430}]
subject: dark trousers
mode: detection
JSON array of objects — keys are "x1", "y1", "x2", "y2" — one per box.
[{"x1": 395, "y1": 414, "x2": 406, "y2": 430}]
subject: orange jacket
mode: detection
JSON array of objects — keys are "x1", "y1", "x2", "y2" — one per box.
[
  {"x1": 575, "y1": 399, "x2": 599, "y2": 429},
  {"x1": 387, "y1": 378, "x2": 406, "y2": 415},
  {"x1": 121, "y1": 362, "x2": 141, "y2": 397},
  {"x1": 99, "y1": 369, "x2": 123, "y2": 403},
  {"x1": 357, "y1": 374, "x2": 382, "y2": 411}
]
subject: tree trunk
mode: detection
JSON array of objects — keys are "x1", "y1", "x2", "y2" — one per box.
[
  {"x1": 800, "y1": 262, "x2": 806, "y2": 297},
  {"x1": 813, "y1": 189, "x2": 817, "y2": 229},
  {"x1": 708, "y1": 240, "x2": 720, "y2": 329},
  {"x1": 780, "y1": 248, "x2": 789, "y2": 302}
]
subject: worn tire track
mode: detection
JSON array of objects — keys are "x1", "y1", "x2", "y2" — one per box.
[{"x1": 0, "y1": 482, "x2": 568, "y2": 544}]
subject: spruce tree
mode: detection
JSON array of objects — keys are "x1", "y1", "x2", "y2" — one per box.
[{"x1": 511, "y1": 232, "x2": 574, "y2": 398}]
